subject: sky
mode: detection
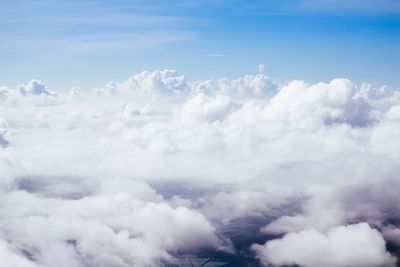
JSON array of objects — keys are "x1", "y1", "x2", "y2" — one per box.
[{"x1": 1, "y1": 0, "x2": 399, "y2": 90}]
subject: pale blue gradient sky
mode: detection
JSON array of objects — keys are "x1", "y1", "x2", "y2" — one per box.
[{"x1": 0, "y1": 0, "x2": 399, "y2": 90}]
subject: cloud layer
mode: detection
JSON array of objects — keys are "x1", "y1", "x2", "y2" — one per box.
[{"x1": 0, "y1": 68, "x2": 399, "y2": 266}]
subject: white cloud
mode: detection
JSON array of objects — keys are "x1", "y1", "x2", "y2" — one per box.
[
  {"x1": 252, "y1": 223, "x2": 397, "y2": 267},
  {"x1": 0, "y1": 68, "x2": 399, "y2": 266},
  {"x1": 263, "y1": 78, "x2": 375, "y2": 127},
  {"x1": 0, "y1": 87, "x2": 11, "y2": 101},
  {"x1": 262, "y1": 195, "x2": 345, "y2": 234},
  {"x1": 103, "y1": 69, "x2": 189, "y2": 97},
  {"x1": 0, "y1": 190, "x2": 221, "y2": 267},
  {"x1": 0, "y1": 117, "x2": 8, "y2": 147},
  {"x1": 182, "y1": 93, "x2": 236, "y2": 123},
  {"x1": 0, "y1": 239, "x2": 42, "y2": 267},
  {"x1": 17, "y1": 80, "x2": 54, "y2": 96}
]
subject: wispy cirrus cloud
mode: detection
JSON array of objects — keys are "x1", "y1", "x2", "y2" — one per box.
[{"x1": 0, "y1": 0, "x2": 204, "y2": 55}]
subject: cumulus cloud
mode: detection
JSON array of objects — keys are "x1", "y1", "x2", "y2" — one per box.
[
  {"x1": 101, "y1": 69, "x2": 188, "y2": 98},
  {"x1": 252, "y1": 223, "x2": 397, "y2": 267},
  {"x1": 0, "y1": 189, "x2": 221, "y2": 266},
  {"x1": 0, "y1": 80, "x2": 58, "y2": 107},
  {"x1": 0, "y1": 68, "x2": 399, "y2": 266},
  {"x1": 17, "y1": 80, "x2": 54, "y2": 96},
  {"x1": 263, "y1": 78, "x2": 375, "y2": 127},
  {"x1": 182, "y1": 93, "x2": 236, "y2": 123}
]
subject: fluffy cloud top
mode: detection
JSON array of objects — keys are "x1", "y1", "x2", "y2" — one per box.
[
  {"x1": 252, "y1": 223, "x2": 397, "y2": 267},
  {"x1": 17, "y1": 80, "x2": 54, "y2": 96},
  {"x1": 0, "y1": 68, "x2": 399, "y2": 266}
]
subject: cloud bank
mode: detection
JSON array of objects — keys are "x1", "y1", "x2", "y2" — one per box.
[{"x1": 0, "y1": 68, "x2": 399, "y2": 266}]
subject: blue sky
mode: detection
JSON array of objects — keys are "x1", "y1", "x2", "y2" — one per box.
[{"x1": 1, "y1": 0, "x2": 399, "y2": 90}]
